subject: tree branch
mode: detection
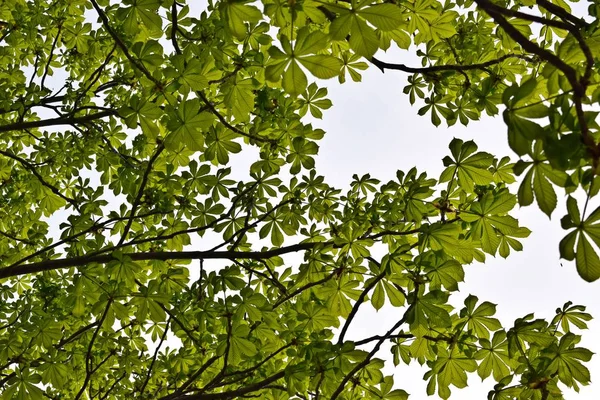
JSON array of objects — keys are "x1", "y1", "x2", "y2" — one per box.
[
  {"x1": 330, "y1": 298, "x2": 417, "y2": 400},
  {"x1": 89, "y1": 0, "x2": 162, "y2": 88},
  {"x1": 139, "y1": 318, "x2": 171, "y2": 397},
  {"x1": 118, "y1": 144, "x2": 165, "y2": 246},
  {"x1": 370, "y1": 54, "x2": 536, "y2": 75},
  {"x1": 0, "y1": 149, "x2": 79, "y2": 207},
  {"x1": 0, "y1": 110, "x2": 116, "y2": 134},
  {"x1": 7, "y1": 209, "x2": 171, "y2": 269},
  {"x1": 474, "y1": 0, "x2": 580, "y2": 93},
  {"x1": 474, "y1": 0, "x2": 573, "y2": 30},
  {"x1": 171, "y1": 2, "x2": 182, "y2": 55},
  {"x1": 168, "y1": 370, "x2": 286, "y2": 400},
  {"x1": 337, "y1": 269, "x2": 386, "y2": 345},
  {"x1": 41, "y1": 25, "x2": 61, "y2": 89},
  {"x1": 535, "y1": 0, "x2": 589, "y2": 28},
  {"x1": 74, "y1": 298, "x2": 113, "y2": 400},
  {"x1": 197, "y1": 91, "x2": 270, "y2": 144}
]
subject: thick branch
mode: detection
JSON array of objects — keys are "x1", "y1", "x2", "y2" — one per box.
[
  {"x1": 1, "y1": 225, "x2": 424, "y2": 279},
  {"x1": 535, "y1": 0, "x2": 589, "y2": 28},
  {"x1": 169, "y1": 370, "x2": 285, "y2": 400},
  {"x1": 370, "y1": 54, "x2": 535, "y2": 75},
  {"x1": 0, "y1": 110, "x2": 116, "y2": 134},
  {"x1": 474, "y1": 0, "x2": 581, "y2": 94},
  {"x1": 171, "y1": 2, "x2": 182, "y2": 55},
  {"x1": 474, "y1": 0, "x2": 573, "y2": 30}
]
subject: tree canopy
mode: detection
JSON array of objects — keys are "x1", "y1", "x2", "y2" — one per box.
[{"x1": 0, "y1": 0, "x2": 598, "y2": 399}]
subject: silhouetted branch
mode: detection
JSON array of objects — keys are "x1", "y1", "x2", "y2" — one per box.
[
  {"x1": 370, "y1": 54, "x2": 536, "y2": 75},
  {"x1": 0, "y1": 110, "x2": 116, "y2": 134},
  {"x1": 118, "y1": 144, "x2": 165, "y2": 246},
  {"x1": 0, "y1": 149, "x2": 79, "y2": 207},
  {"x1": 90, "y1": 0, "x2": 162, "y2": 87}
]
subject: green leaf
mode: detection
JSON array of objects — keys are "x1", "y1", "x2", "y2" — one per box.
[
  {"x1": 426, "y1": 258, "x2": 464, "y2": 291},
  {"x1": 358, "y1": 4, "x2": 403, "y2": 31},
  {"x1": 533, "y1": 167, "x2": 557, "y2": 217},
  {"x1": 298, "y1": 55, "x2": 342, "y2": 79},
  {"x1": 461, "y1": 295, "x2": 502, "y2": 339},
  {"x1": 283, "y1": 59, "x2": 308, "y2": 96},
  {"x1": 441, "y1": 138, "x2": 494, "y2": 193},
  {"x1": 224, "y1": 78, "x2": 256, "y2": 122},
  {"x1": 225, "y1": 2, "x2": 262, "y2": 39},
  {"x1": 165, "y1": 99, "x2": 214, "y2": 151},
  {"x1": 546, "y1": 333, "x2": 593, "y2": 387},
  {"x1": 475, "y1": 331, "x2": 512, "y2": 381},
  {"x1": 575, "y1": 233, "x2": 600, "y2": 282},
  {"x1": 349, "y1": 15, "x2": 379, "y2": 58},
  {"x1": 371, "y1": 282, "x2": 385, "y2": 311}
]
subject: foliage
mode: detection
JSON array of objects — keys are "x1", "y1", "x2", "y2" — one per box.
[{"x1": 0, "y1": 0, "x2": 598, "y2": 399}]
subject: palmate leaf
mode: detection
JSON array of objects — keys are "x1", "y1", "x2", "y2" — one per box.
[
  {"x1": 349, "y1": 16, "x2": 379, "y2": 59},
  {"x1": 460, "y1": 190, "x2": 526, "y2": 255},
  {"x1": 514, "y1": 141, "x2": 568, "y2": 217},
  {"x1": 497, "y1": 225, "x2": 531, "y2": 258},
  {"x1": 170, "y1": 56, "x2": 209, "y2": 93},
  {"x1": 552, "y1": 301, "x2": 593, "y2": 332},
  {"x1": 460, "y1": 295, "x2": 502, "y2": 340},
  {"x1": 319, "y1": 277, "x2": 362, "y2": 317},
  {"x1": 426, "y1": 347, "x2": 477, "y2": 399},
  {"x1": 204, "y1": 127, "x2": 242, "y2": 165},
  {"x1": 327, "y1": 3, "x2": 403, "y2": 58},
  {"x1": 475, "y1": 331, "x2": 513, "y2": 381},
  {"x1": 429, "y1": 12, "x2": 457, "y2": 42},
  {"x1": 440, "y1": 138, "x2": 494, "y2": 194},
  {"x1": 491, "y1": 157, "x2": 516, "y2": 184},
  {"x1": 120, "y1": 95, "x2": 162, "y2": 138},
  {"x1": 119, "y1": 0, "x2": 162, "y2": 37},
  {"x1": 420, "y1": 223, "x2": 482, "y2": 263},
  {"x1": 286, "y1": 137, "x2": 319, "y2": 174},
  {"x1": 560, "y1": 200, "x2": 600, "y2": 281},
  {"x1": 223, "y1": 1, "x2": 262, "y2": 39},
  {"x1": 265, "y1": 29, "x2": 342, "y2": 95},
  {"x1": 299, "y1": 83, "x2": 332, "y2": 119},
  {"x1": 227, "y1": 325, "x2": 258, "y2": 365},
  {"x1": 165, "y1": 99, "x2": 215, "y2": 151},
  {"x1": 408, "y1": 290, "x2": 452, "y2": 336},
  {"x1": 421, "y1": 252, "x2": 464, "y2": 291},
  {"x1": 545, "y1": 333, "x2": 593, "y2": 388},
  {"x1": 377, "y1": 376, "x2": 409, "y2": 400},
  {"x1": 223, "y1": 78, "x2": 256, "y2": 122},
  {"x1": 507, "y1": 316, "x2": 555, "y2": 358}
]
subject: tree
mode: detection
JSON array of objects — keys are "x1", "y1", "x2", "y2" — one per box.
[{"x1": 0, "y1": 0, "x2": 597, "y2": 399}]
